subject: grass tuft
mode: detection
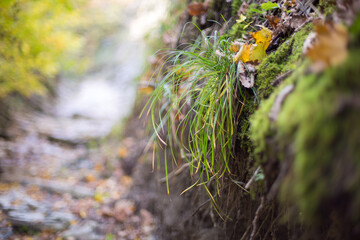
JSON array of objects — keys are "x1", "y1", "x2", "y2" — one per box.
[{"x1": 144, "y1": 26, "x2": 245, "y2": 200}]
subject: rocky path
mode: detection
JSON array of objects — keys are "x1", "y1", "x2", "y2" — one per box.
[
  {"x1": 0, "y1": 0, "x2": 169, "y2": 239},
  {"x1": 0, "y1": 108, "x2": 155, "y2": 240}
]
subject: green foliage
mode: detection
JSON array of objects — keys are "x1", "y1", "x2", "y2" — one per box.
[
  {"x1": 249, "y1": 1, "x2": 279, "y2": 14},
  {"x1": 0, "y1": 0, "x2": 85, "y2": 98},
  {"x1": 260, "y1": 2, "x2": 280, "y2": 11},
  {"x1": 318, "y1": 0, "x2": 337, "y2": 16},
  {"x1": 145, "y1": 28, "x2": 243, "y2": 204},
  {"x1": 231, "y1": 0, "x2": 243, "y2": 16}
]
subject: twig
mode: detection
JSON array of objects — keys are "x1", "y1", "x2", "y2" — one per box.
[
  {"x1": 269, "y1": 84, "x2": 294, "y2": 122},
  {"x1": 240, "y1": 224, "x2": 252, "y2": 240},
  {"x1": 245, "y1": 166, "x2": 260, "y2": 189},
  {"x1": 250, "y1": 197, "x2": 265, "y2": 240},
  {"x1": 270, "y1": 71, "x2": 293, "y2": 86},
  {"x1": 192, "y1": 198, "x2": 211, "y2": 216},
  {"x1": 294, "y1": 17, "x2": 314, "y2": 32},
  {"x1": 159, "y1": 160, "x2": 195, "y2": 183}
]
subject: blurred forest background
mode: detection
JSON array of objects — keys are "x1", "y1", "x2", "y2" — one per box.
[{"x1": 0, "y1": 0, "x2": 360, "y2": 240}]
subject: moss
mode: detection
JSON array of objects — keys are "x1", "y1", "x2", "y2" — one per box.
[
  {"x1": 231, "y1": 0, "x2": 243, "y2": 17},
  {"x1": 240, "y1": 25, "x2": 313, "y2": 161},
  {"x1": 276, "y1": 50, "x2": 360, "y2": 224},
  {"x1": 318, "y1": 0, "x2": 337, "y2": 16},
  {"x1": 350, "y1": 13, "x2": 360, "y2": 46}
]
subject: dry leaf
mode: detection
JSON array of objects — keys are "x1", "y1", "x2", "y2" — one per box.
[
  {"x1": 238, "y1": 62, "x2": 256, "y2": 88},
  {"x1": 305, "y1": 22, "x2": 349, "y2": 72},
  {"x1": 229, "y1": 42, "x2": 241, "y2": 53},
  {"x1": 187, "y1": 2, "x2": 208, "y2": 16},
  {"x1": 266, "y1": 15, "x2": 281, "y2": 29},
  {"x1": 85, "y1": 175, "x2": 96, "y2": 182},
  {"x1": 118, "y1": 146, "x2": 129, "y2": 158},
  {"x1": 138, "y1": 86, "x2": 154, "y2": 94}
]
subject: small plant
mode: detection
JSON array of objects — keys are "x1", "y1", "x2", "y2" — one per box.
[
  {"x1": 144, "y1": 26, "x2": 245, "y2": 211},
  {"x1": 250, "y1": 1, "x2": 280, "y2": 14}
]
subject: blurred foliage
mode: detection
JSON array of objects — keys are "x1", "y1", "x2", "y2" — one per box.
[{"x1": 0, "y1": 0, "x2": 86, "y2": 98}]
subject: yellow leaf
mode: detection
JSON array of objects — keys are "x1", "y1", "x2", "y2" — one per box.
[
  {"x1": 94, "y1": 193, "x2": 106, "y2": 203},
  {"x1": 243, "y1": 21, "x2": 253, "y2": 30},
  {"x1": 234, "y1": 43, "x2": 266, "y2": 63},
  {"x1": 233, "y1": 27, "x2": 272, "y2": 64},
  {"x1": 234, "y1": 43, "x2": 251, "y2": 63},
  {"x1": 248, "y1": 44, "x2": 266, "y2": 62},
  {"x1": 250, "y1": 27, "x2": 272, "y2": 50},
  {"x1": 236, "y1": 14, "x2": 247, "y2": 24}
]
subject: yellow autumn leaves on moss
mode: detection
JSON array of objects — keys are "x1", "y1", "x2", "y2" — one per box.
[{"x1": 234, "y1": 27, "x2": 273, "y2": 64}]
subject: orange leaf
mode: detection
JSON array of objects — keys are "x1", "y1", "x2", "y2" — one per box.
[
  {"x1": 187, "y1": 2, "x2": 208, "y2": 16},
  {"x1": 266, "y1": 16, "x2": 281, "y2": 29},
  {"x1": 118, "y1": 147, "x2": 129, "y2": 158},
  {"x1": 229, "y1": 42, "x2": 240, "y2": 53},
  {"x1": 139, "y1": 86, "x2": 154, "y2": 94},
  {"x1": 305, "y1": 22, "x2": 348, "y2": 72}
]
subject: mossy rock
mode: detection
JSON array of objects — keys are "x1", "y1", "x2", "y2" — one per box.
[
  {"x1": 277, "y1": 50, "x2": 360, "y2": 223},
  {"x1": 250, "y1": 35, "x2": 360, "y2": 237}
]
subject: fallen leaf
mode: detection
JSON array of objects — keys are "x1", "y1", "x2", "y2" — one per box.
[
  {"x1": 118, "y1": 147, "x2": 129, "y2": 158},
  {"x1": 236, "y1": 14, "x2": 247, "y2": 24},
  {"x1": 266, "y1": 15, "x2": 281, "y2": 29},
  {"x1": 79, "y1": 210, "x2": 87, "y2": 218},
  {"x1": 234, "y1": 27, "x2": 272, "y2": 64},
  {"x1": 85, "y1": 175, "x2": 97, "y2": 182},
  {"x1": 305, "y1": 22, "x2": 349, "y2": 72},
  {"x1": 284, "y1": 0, "x2": 296, "y2": 7},
  {"x1": 94, "y1": 192, "x2": 107, "y2": 203},
  {"x1": 249, "y1": 27, "x2": 273, "y2": 50},
  {"x1": 94, "y1": 163, "x2": 103, "y2": 172},
  {"x1": 187, "y1": 2, "x2": 208, "y2": 16},
  {"x1": 229, "y1": 42, "x2": 241, "y2": 53},
  {"x1": 234, "y1": 43, "x2": 266, "y2": 63},
  {"x1": 138, "y1": 86, "x2": 154, "y2": 94},
  {"x1": 238, "y1": 62, "x2": 256, "y2": 88}
]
